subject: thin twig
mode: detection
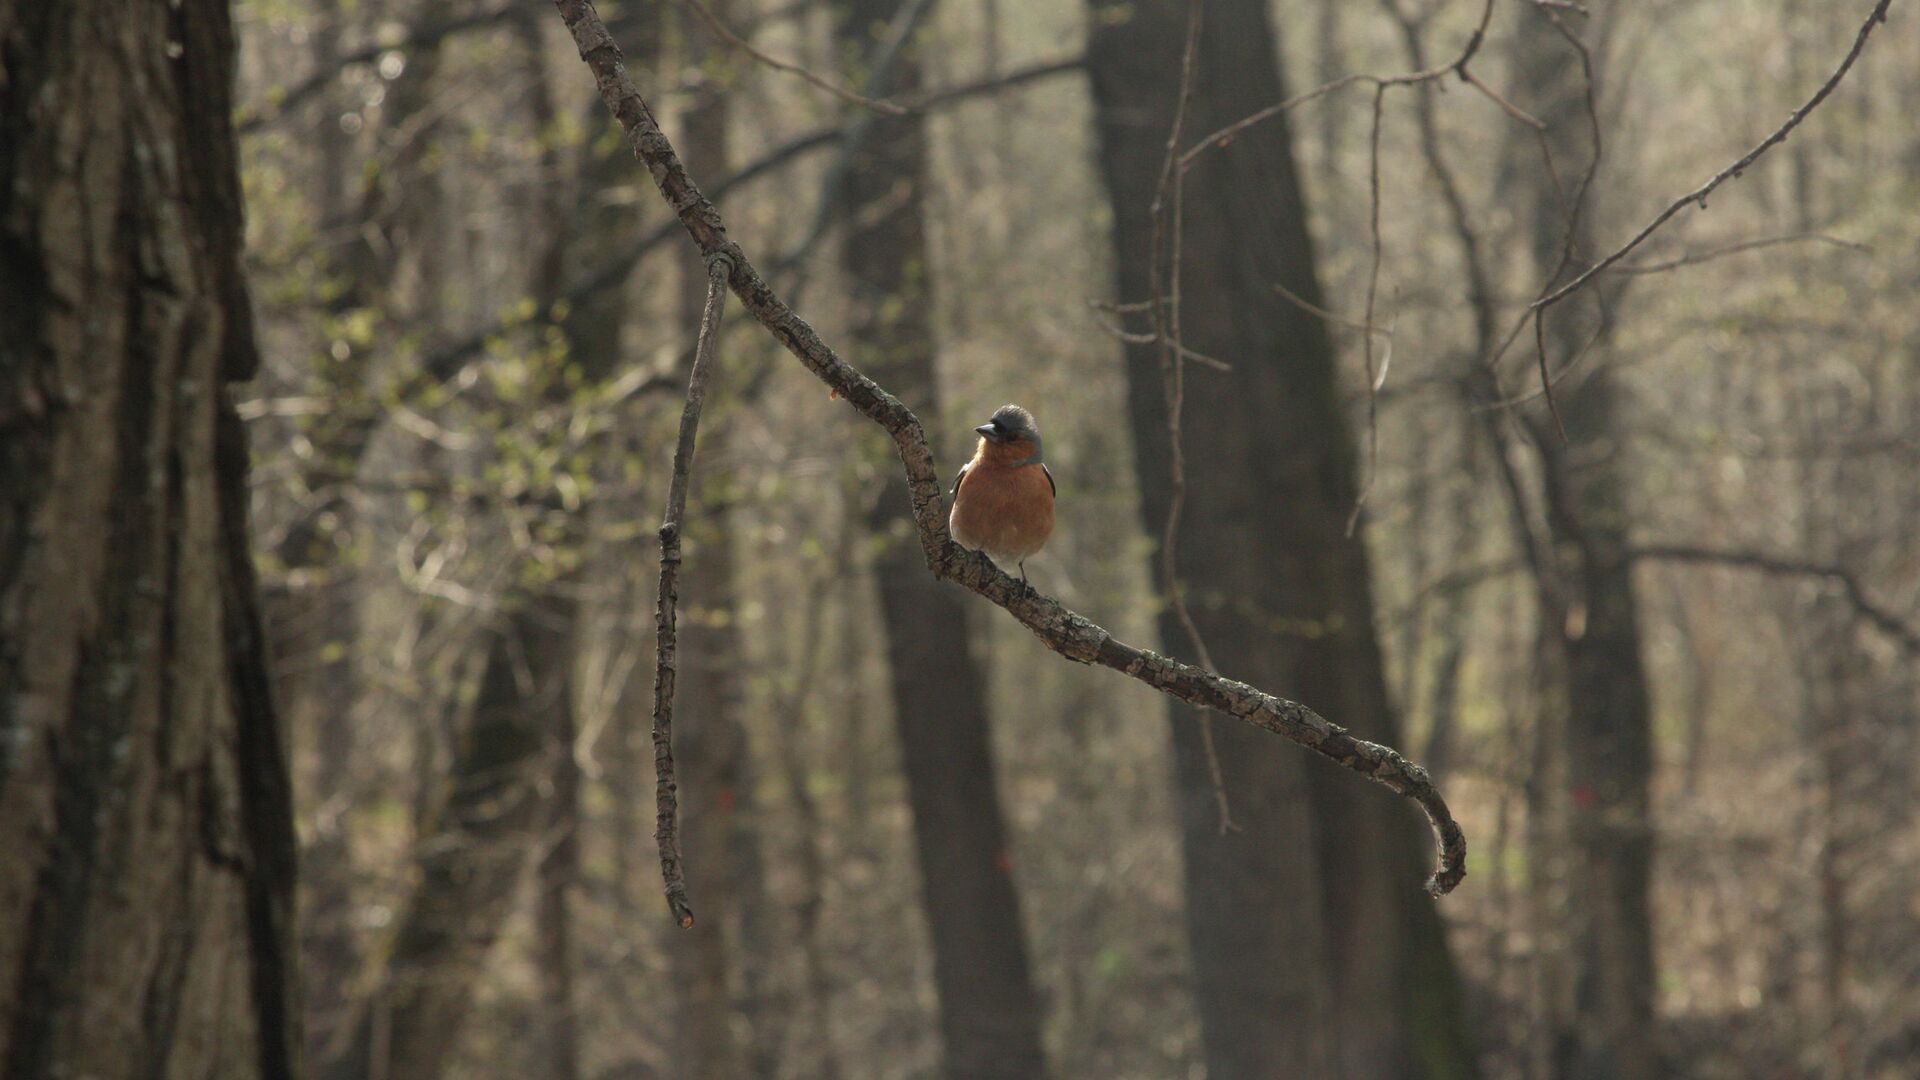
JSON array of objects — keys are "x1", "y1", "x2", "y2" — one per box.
[
  {"x1": 1608, "y1": 232, "x2": 1869, "y2": 274},
  {"x1": 553, "y1": 0, "x2": 1466, "y2": 896},
  {"x1": 680, "y1": 0, "x2": 909, "y2": 114},
  {"x1": 401, "y1": 56, "x2": 1081, "y2": 395},
  {"x1": 652, "y1": 253, "x2": 733, "y2": 928},
  {"x1": 1633, "y1": 545, "x2": 1920, "y2": 656},
  {"x1": 1177, "y1": 0, "x2": 1497, "y2": 168},
  {"x1": 1147, "y1": 0, "x2": 1237, "y2": 836},
  {"x1": 1388, "y1": 5, "x2": 1568, "y2": 612},
  {"x1": 1502, "y1": 0, "x2": 1607, "y2": 443},
  {"x1": 1529, "y1": 0, "x2": 1896, "y2": 311},
  {"x1": 237, "y1": 5, "x2": 524, "y2": 134},
  {"x1": 1271, "y1": 281, "x2": 1394, "y2": 340},
  {"x1": 1086, "y1": 305, "x2": 1233, "y2": 370}
]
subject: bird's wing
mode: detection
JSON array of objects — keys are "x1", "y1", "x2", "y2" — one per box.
[
  {"x1": 950, "y1": 460, "x2": 973, "y2": 499},
  {"x1": 1042, "y1": 463, "x2": 1056, "y2": 497}
]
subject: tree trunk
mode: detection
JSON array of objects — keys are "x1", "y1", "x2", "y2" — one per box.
[
  {"x1": 323, "y1": 607, "x2": 563, "y2": 1080},
  {"x1": 536, "y1": 698, "x2": 583, "y2": 1080},
  {"x1": 664, "y1": 16, "x2": 754, "y2": 1073},
  {"x1": 835, "y1": 2, "x2": 1050, "y2": 1077},
  {"x1": 1084, "y1": 1, "x2": 1480, "y2": 1076},
  {"x1": 1505, "y1": 11, "x2": 1658, "y2": 1079},
  {"x1": 0, "y1": 5, "x2": 303, "y2": 1078},
  {"x1": 285, "y1": 0, "x2": 375, "y2": 1061}
]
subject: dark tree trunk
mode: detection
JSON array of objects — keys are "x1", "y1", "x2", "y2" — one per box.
[
  {"x1": 536, "y1": 693, "x2": 584, "y2": 1080},
  {"x1": 512, "y1": 18, "x2": 587, "y2": 1080},
  {"x1": 669, "y1": 523, "x2": 753, "y2": 1080},
  {"x1": 1421, "y1": 446, "x2": 1479, "y2": 783},
  {"x1": 324, "y1": 607, "x2": 564, "y2": 1080},
  {"x1": 1084, "y1": 1, "x2": 1479, "y2": 1077},
  {"x1": 0, "y1": 3, "x2": 302, "y2": 1078},
  {"x1": 835, "y1": 2, "x2": 1049, "y2": 1077},
  {"x1": 1505, "y1": 12, "x2": 1658, "y2": 1079}
]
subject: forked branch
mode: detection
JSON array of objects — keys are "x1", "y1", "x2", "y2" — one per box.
[
  {"x1": 1530, "y1": 0, "x2": 1896, "y2": 312},
  {"x1": 552, "y1": 0, "x2": 1467, "y2": 908}
]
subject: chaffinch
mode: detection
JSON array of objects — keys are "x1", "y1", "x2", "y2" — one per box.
[{"x1": 949, "y1": 404, "x2": 1055, "y2": 582}]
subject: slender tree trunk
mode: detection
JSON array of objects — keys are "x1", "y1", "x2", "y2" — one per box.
[
  {"x1": 285, "y1": 0, "x2": 374, "y2": 1061},
  {"x1": 1502, "y1": 10, "x2": 1659, "y2": 1079},
  {"x1": 669, "y1": 532, "x2": 751, "y2": 1080},
  {"x1": 668, "y1": 75, "x2": 748, "y2": 1075},
  {"x1": 662, "y1": 12, "x2": 769, "y2": 1078},
  {"x1": 320, "y1": 14, "x2": 659, "y2": 1072},
  {"x1": 537, "y1": 703, "x2": 584, "y2": 1080},
  {"x1": 833, "y1": 2, "x2": 1050, "y2": 1077},
  {"x1": 273, "y1": 43, "x2": 450, "y2": 1053},
  {"x1": 1085, "y1": 2, "x2": 1479, "y2": 1076},
  {"x1": 510, "y1": 18, "x2": 590, "y2": 1080},
  {"x1": 0, "y1": 3, "x2": 302, "y2": 1077},
  {"x1": 1420, "y1": 436, "x2": 1479, "y2": 782},
  {"x1": 324, "y1": 607, "x2": 564, "y2": 1080}
]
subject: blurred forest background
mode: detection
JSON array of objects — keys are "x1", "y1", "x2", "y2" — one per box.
[{"x1": 100, "y1": 0, "x2": 1920, "y2": 1076}]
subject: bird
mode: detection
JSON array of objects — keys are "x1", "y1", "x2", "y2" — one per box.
[{"x1": 949, "y1": 403, "x2": 1055, "y2": 584}]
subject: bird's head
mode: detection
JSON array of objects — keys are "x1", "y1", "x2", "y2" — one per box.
[{"x1": 974, "y1": 404, "x2": 1043, "y2": 464}]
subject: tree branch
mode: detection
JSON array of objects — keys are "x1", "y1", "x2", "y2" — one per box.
[
  {"x1": 1529, "y1": 0, "x2": 1896, "y2": 312},
  {"x1": 651, "y1": 254, "x2": 731, "y2": 928},
  {"x1": 679, "y1": 0, "x2": 909, "y2": 115},
  {"x1": 551, "y1": 0, "x2": 1466, "y2": 900},
  {"x1": 1633, "y1": 544, "x2": 1920, "y2": 656},
  {"x1": 409, "y1": 55, "x2": 1082, "y2": 384},
  {"x1": 237, "y1": 5, "x2": 523, "y2": 134}
]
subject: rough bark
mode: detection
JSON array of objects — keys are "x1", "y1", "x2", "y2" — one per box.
[
  {"x1": 0, "y1": 2, "x2": 303, "y2": 1077},
  {"x1": 835, "y1": 2, "x2": 1050, "y2": 1076},
  {"x1": 1084, "y1": 1, "x2": 1479, "y2": 1076}
]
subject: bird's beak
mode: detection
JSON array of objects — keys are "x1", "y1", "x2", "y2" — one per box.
[{"x1": 974, "y1": 423, "x2": 998, "y2": 440}]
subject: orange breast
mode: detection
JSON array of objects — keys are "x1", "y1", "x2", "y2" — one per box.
[{"x1": 951, "y1": 462, "x2": 1055, "y2": 562}]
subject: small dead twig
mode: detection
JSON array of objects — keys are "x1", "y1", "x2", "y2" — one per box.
[
  {"x1": 1529, "y1": 0, "x2": 1896, "y2": 312},
  {"x1": 1607, "y1": 232, "x2": 1869, "y2": 274},
  {"x1": 1176, "y1": 0, "x2": 1498, "y2": 168},
  {"x1": 652, "y1": 253, "x2": 732, "y2": 929},
  {"x1": 1145, "y1": 0, "x2": 1237, "y2": 836},
  {"x1": 680, "y1": 0, "x2": 908, "y2": 115},
  {"x1": 1634, "y1": 545, "x2": 1920, "y2": 656}
]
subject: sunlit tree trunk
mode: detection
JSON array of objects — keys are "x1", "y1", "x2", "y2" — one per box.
[
  {"x1": 1085, "y1": 1, "x2": 1479, "y2": 1076},
  {"x1": 0, "y1": 3, "x2": 303, "y2": 1077}
]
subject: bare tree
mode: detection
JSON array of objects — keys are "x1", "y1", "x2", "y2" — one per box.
[{"x1": 1083, "y1": 1, "x2": 1480, "y2": 1075}]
